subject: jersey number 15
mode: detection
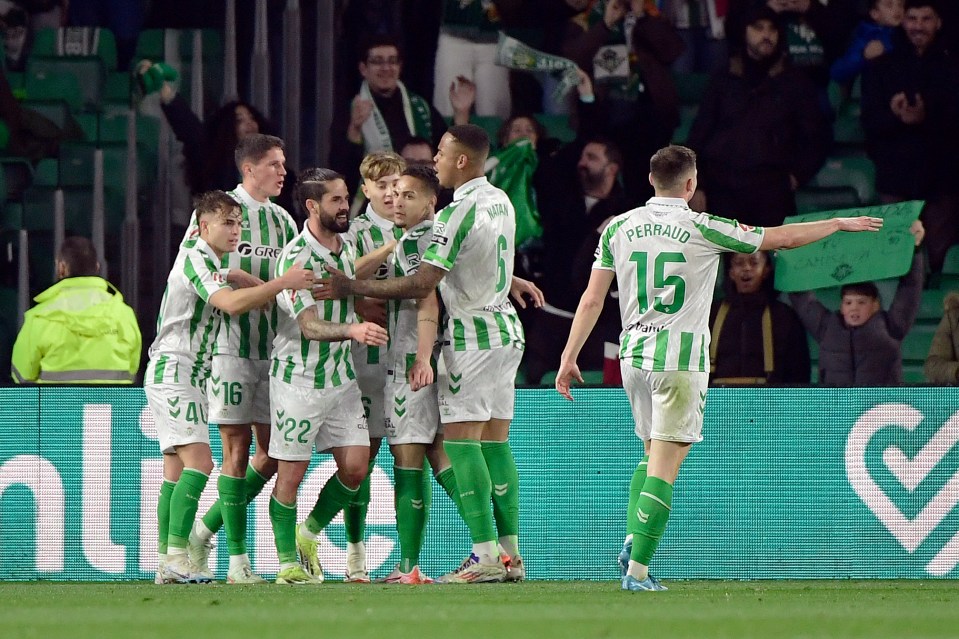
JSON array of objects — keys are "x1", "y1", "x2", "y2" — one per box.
[{"x1": 629, "y1": 251, "x2": 687, "y2": 314}]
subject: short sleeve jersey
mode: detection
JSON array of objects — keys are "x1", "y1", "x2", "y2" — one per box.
[
  {"x1": 423, "y1": 177, "x2": 524, "y2": 351},
  {"x1": 341, "y1": 204, "x2": 402, "y2": 366},
  {"x1": 181, "y1": 185, "x2": 298, "y2": 360},
  {"x1": 387, "y1": 219, "x2": 437, "y2": 372},
  {"x1": 147, "y1": 239, "x2": 232, "y2": 388},
  {"x1": 594, "y1": 197, "x2": 765, "y2": 372},
  {"x1": 271, "y1": 224, "x2": 358, "y2": 389}
]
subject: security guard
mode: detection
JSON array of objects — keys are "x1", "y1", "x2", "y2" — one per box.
[{"x1": 11, "y1": 236, "x2": 141, "y2": 384}]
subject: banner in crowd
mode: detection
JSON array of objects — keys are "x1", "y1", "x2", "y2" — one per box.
[
  {"x1": 495, "y1": 33, "x2": 580, "y2": 102},
  {"x1": 1, "y1": 387, "x2": 957, "y2": 580},
  {"x1": 774, "y1": 200, "x2": 923, "y2": 292}
]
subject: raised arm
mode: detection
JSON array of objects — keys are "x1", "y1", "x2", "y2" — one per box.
[
  {"x1": 354, "y1": 240, "x2": 397, "y2": 280},
  {"x1": 760, "y1": 216, "x2": 883, "y2": 251},
  {"x1": 209, "y1": 265, "x2": 313, "y2": 315}
]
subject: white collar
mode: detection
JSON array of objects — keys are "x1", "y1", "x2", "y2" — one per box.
[
  {"x1": 453, "y1": 176, "x2": 489, "y2": 201},
  {"x1": 364, "y1": 203, "x2": 395, "y2": 230}
]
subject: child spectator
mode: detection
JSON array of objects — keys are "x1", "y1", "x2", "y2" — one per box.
[{"x1": 830, "y1": 0, "x2": 904, "y2": 86}]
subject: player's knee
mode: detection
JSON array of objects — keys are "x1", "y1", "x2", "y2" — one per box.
[
  {"x1": 338, "y1": 464, "x2": 368, "y2": 490},
  {"x1": 193, "y1": 456, "x2": 215, "y2": 476},
  {"x1": 251, "y1": 451, "x2": 277, "y2": 477}
]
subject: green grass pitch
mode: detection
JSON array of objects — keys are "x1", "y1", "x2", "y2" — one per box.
[{"x1": 2, "y1": 581, "x2": 958, "y2": 639}]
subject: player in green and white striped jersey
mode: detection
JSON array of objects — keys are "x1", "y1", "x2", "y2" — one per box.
[
  {"x1": 338, "y1": 151, "x2": 405, "y2": 582},
  {"x1": 329, "y1": 125, "x2": 546, "y2": 584},
  {"x1": 145, "y1": 191, "x2": 313, "y2": 585},
  {"x1": 266, "y1": 168, "x2": 389, "y2": 585},
  {"x1": 556, "y1": 145, "x2": 884, "y2": 592},
  {"x1": 180, "y1": 135, "x2": 300, "y2": 584}
]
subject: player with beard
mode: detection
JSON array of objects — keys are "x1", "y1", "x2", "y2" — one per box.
[{"x1": 267, "y1": 168, "x2": 389, "y2": 584}]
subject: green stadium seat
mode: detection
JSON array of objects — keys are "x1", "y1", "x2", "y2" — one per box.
[
  {"x1": 32, "y1": 159, "x2": 59, "y2": 187},
  {"x1": 901, "y1": 324, "x2": 937, "y2": 361},
  {"x1": 0, "y1": 201, "x2": 23, "y2": 231},
  {"x1": 19, "y1": 99, "x2": 71, "y2": 130},
  {"x1": 795, "y1": 186, "x2": 860, "y2": 215},
  {"x1": 672, "y1": 105, "x2": 698, "y2": 144},
  {"x1": 469, "y1": 115, "x2": 503, "y2": 146},
  {"x1": 21, "y1": 186, "x2": 95, "y2": 234},
  {"x1": 105, "y1": 71, "x2": 132, "y2": 105},
  {"x1": 918, "y1": 288, "x2": 948, "y2": 323},
  {"x1": 31, "y1": 27, "x2": 118, "y2": 71},
  {"x1": 26, "y1": 57, "x2": 103, "y2": 111},
  {"x1": 833, "y1": 107, "x2": 865, "y2": 146},
  {"x1": 73, "y1": 112, "x2": 98, "y2": 142},
  {"x1": 5, "y1": 71, "x2": 25, "y2": 99},
  {"x1": 941, "y1": 245, "x2": 959, "y2": 275},
  {"x1": 807, "y1": 156, "x2": 877, "y2": 206},
  {"x1": 535, "y1": 113, "x2": 575, "y2": 144},
  {"x1": 902, "y1": 363, "x2": 926, "y2": 384}
]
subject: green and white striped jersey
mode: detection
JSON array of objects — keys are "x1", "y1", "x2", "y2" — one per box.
[
  {"x1": 423, "y1": 177, "x2": 524, "y2": 351},
  {"x1": 271, "y1": 224, "x2": 358, "y2": 389},
  {"x1": 181, "y1": 185, "x2": 297, "y2": 360},
  {"x1": 146, "y1": 239, "x2": 232, "y2": 388},
  {"x1": 342, "y1": 204, "x2": 402, "y2": 366},
  {"x1": 387, "y1": 219, "x2": 438, "y2": 373},
  {"x1": 594, "y1": 197, "x2": 765, "y2": 372}
]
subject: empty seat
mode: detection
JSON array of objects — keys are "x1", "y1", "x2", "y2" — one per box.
[
  {"x1": 807, "y1": 156, "x2": 877, "y2": 206},
  {"x1": 901, "y1": 324, "x2": 938, "y2": 361},
  {"x1": 26, "y1": 57, "x2": 104, "y2": 111},
  {"x1": 21, "y1": 185, "x2": 95, "y2": 234}
]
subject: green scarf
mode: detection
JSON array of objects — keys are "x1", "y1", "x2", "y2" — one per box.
[
  {"x1": 359, "y1": 80, "x2": 433, "y2": 153},
  {"x1": 485, "y1": 138, "x2": 541, "y2": 248}
]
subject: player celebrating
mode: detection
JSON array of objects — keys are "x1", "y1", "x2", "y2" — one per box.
[
  {"x1": 340, "y1": 151, "x2": 405, "y2": 582},
  {"x1": 556, "y1": 145, "x2": 883, "y2": 591},
  {"x1": 329, "y1": 125, "x2": 541, "y2": 583},
  {"x1": 267, "y1": 168, "x2": 388, "y2": 585},
  {"x1": 182, "y1": 134, "x2": 298, "y2": 584},
  {"x1": 147, "y1": 191, "x2": 313, "y2": 584}
]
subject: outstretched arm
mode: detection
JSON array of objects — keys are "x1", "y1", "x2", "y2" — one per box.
[
  {"x1": 556, "y1": 269, "x2": 615, "y2": 400},
  {"x1": 760, "y1": 216, "x2": 883, "y2": 251},
  {"x1": 296, "y1": 306, "x2": 388, "y2": 345},
  {"x1": 210, "y1": 265, "x2": 314, "y2": 315},
  {"x1": 329, "y1": 263, "x2": 445, "y2": 300}
]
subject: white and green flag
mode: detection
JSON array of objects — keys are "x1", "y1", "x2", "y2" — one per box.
[{"x1": 495, "y1": 33, "x2": 580, "y2": 102}]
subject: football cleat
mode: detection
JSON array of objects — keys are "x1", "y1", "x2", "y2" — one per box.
[
  {"x1": 295, "y1": 525, "x2": 325, "y2": 582},
  {"x1": 275, "y1": 565, "x2": 322, "y2": 585},
  {"x1": 187, "y1": 531, "x2": 215, "y2": 581},
  {"x1": 226, "y1": 562, "x2": 268, "y2": 584},
  {"x1": 398, "y1": 566, "x2": 434, "y2": 585},
  {"x1": 159, "y1": 553, "x2": 212, "y2": 584},
  {"x1": 344, "y1": 542, "x2": 370, "y2": 583},
  {"x1": 621, "y1": 574, "x2": 668, "y2": 592},
  {"x1": 618, "y1": 538, "x2": 632, "y2": 578},
  {"x1": 435, "y1": 553, "x2": 507, "y2": 584},
  {"x1": 154, "y1": 559, "x2": 176, "y2": 584},
  {"x1": 503, "y1": 555, "x2": 525, "y2": 582}
]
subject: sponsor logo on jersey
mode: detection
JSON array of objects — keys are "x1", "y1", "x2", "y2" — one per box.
[
  {"x1": 237, "y1": 242, "x2": 283, "y2": 259},
  {"x1": 431, "y1": 233, "x2": 449, "y2": 246},
  {"x1": 483, "y1": 302, "x2": 514, "y2": 313},
  {"x1": 624, "y1": 320, "x2": 664, "y2": 334}
]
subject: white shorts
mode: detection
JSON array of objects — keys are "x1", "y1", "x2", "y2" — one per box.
[
  {"x1": 268, "y1": 378, "x2": 370, "y2": 461},
  {"x1": 384, "y1": 370, "x2": 442, "y2": 445},
  {"x1": 355, "y1": 361, "x2": 387, "y2": 439},
  {"x1": 438, "y1": 344, "x2": 523, "y2": 424},
  {"x1": 621, "y1": 364, "x2": 708, "y2": 444},
  {"x1": 206, "y1": 355, "x2": 271, "y2": 425},
  {"x1": 145, "y1": 382, "x2": 211, "y2": 454}
]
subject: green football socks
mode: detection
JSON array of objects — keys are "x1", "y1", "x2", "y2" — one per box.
[
  {"x1": 201, "y1": 464, "x2": 269, "y2": 534},
  {"x1": 157, "y1": 479, "x2": 175, "y2": 555},
  {"x1": 444, "y1": 439, "x2": 496, "y2": 544},
  {"x1": 434, "y1": 465, "x2": 460, "y2": 511},
  {"x1": 218, "y1": 474, "x2": 247, "y2": 556},
  {"x1": 167, "y1": 468, "x2": 209, "y2": 550},
  {"x1": 627, "y1": 455, "x2": 650, "y2": 536},
  {"x1": 482, "y1": 441, "x2": 520, "y2": 540},
  {"x1": 630, "y1": 475, "x2": 674, "y2": 566},
  {"x1": 269, "y1": 495, "x2": 298, "y2": 565},
  {"x1": 394, "y1": 466, "x2": 428, "y2": 572},
  {"x1": 343, "y1": 460, "x2": 374, "y2": 543},
  {"x1": 305, "y1": 473, "x2": 360, "y2": 535}
]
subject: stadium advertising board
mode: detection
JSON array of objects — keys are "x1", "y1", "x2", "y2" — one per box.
[{"x1": 1, "y1": 387, "x2": 957, "y2": 580}]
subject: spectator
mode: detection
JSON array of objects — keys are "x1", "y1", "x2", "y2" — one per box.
[
  {"x1": 432, "y1": 0, "x2": 514, "y2": 119},
  {"x1": 830, "y1": 0, "x2": 904, "y2": 87},
  {"x1": 924, "y1": 291, "x2": 959, "y2": 384},
  {"x1": 398, "y1": 135, "x2": 453, "y2": 209},
  {"x1": 564, "y1": 0, "x2": 684, "y2": 202},
  {"x1": 686, "y1": 3, "x2": 829, "y2": 227},
  {"x1": 138, "y1": 59, "x2": 298, "y2": 215},
  {"x1": 788, "y1": 221, "x2": 925, "y2": 386},
  {"x1": 11, "y1": 236, "x2": 141, "y2": 384},
  {"x1": 860, "y1": 0, "x2": 959, "y2": 272},
  {"x1": 330, "y1": 34, "x2": 471, "y2": 196},
  {"x1": 662, "y1": 0, "x2": 729, "y2": 73},
  {"x1": 525, "y1": 124, "x2": 627, "y2": 383},
  {"x1": 708, "y1": 251, "x2": 810, "y2": 384}
]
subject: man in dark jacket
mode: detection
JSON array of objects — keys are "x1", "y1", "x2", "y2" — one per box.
[
  {"x1": 860, "y1": 0, "x2": 959, "y2": 272},
  {"x1": 789, "y1": 221, "x2": 925, "y2": 386},
  {"x1": 686, "y1": 4, "x2": 829, "y2": 227}
]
